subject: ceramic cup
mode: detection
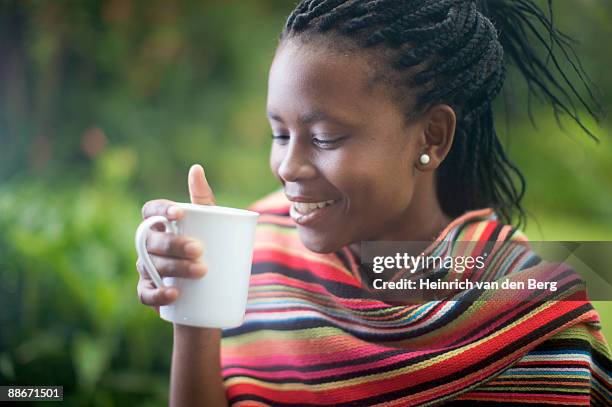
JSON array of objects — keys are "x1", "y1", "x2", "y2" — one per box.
[{"x1": 135, "y1": 203, "x2": 259, "y2": 328}]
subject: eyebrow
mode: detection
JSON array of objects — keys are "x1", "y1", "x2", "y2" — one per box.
[{"x1": 267, "y1": 110, "x2": 350, "y2": 126}]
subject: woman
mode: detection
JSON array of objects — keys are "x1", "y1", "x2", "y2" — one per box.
[{"x1": 136, "y1": 1, "x2": 611, "y2": 405}]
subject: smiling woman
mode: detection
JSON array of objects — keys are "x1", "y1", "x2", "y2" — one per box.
[
  {"x1": 267, "y1": 38, "x2": 454, "y2": 254},
  {"x1": 134, "y1": 1, "x2": 612, "y2": 406}
]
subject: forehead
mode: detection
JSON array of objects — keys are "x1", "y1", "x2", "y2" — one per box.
[{"x1": 267, "y1": 39, "x2": 388, "y2": 121}]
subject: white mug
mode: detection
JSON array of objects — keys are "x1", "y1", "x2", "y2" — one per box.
[{"x1": 135, "y1": 203, "x2": 259, "y2": 328}]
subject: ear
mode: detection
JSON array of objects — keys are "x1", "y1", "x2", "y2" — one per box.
[{"x1": 416, "y1": 104, "x2": 456, "y2": 171}]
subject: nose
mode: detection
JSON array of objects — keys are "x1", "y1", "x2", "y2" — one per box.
[{"x1": 276, "y1": 139, "x2": 317, "y2": 182}]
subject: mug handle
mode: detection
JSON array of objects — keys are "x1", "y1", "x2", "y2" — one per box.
[{"x1": 135, "y1": 215, "x2": 179, "y2": 289}]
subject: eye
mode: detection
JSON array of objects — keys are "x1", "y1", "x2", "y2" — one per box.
[
  {"x1": 312, "y1": 135, "x2": 346, "y2": 148},
  {"x1": 271, "y1": 134, "x2": 289, "y2": 144}
]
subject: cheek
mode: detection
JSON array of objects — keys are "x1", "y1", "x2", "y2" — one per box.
[{"x1": 333, "y1": 144, "x2": 415, "y2": 204}]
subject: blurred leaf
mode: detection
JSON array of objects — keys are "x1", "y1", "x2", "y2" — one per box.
[
  {"x1": 0, "y1": 353, "x2": 16, "y2": 381},
  {"x1": 73, "y1": 334, "x2": 114, "y2": 391},
  {"x1": 14, "y1": 332, "x2": 63, "y2": 364}
]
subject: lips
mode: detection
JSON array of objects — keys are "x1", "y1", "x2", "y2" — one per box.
[
  {"x1": 287, "y1": 198, "x2": 340, "y2": 226},
  {"x1": 292, "y1": 200, "x2": 336, "y2": 215}
]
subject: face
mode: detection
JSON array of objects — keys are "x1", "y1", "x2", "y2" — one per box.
[{"x1": 267, "y1": 38, "x2": 427, "y2": 253}]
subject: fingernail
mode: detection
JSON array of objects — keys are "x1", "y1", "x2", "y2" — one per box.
[
  {"x1": 189, "y1": 263, "x2": 207, "y2": 276},
  {"x1": 166, "y1": 206, "x2": 183, "y2": 219},
  {"x1": 184, "y1": 241, "x2": 203, "y2": 257}
]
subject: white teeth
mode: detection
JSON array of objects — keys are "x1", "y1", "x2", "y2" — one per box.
[{"x1": 293, "y1": 200, "x2": 335, "y2": 215}]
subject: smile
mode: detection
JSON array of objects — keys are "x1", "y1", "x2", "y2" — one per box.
[
  {"x1": 293, "y1": 200, "x2": 335, "y2": 214},
  {"x1": 289, "y1": 199, "x2": 339, "y2": 225}
]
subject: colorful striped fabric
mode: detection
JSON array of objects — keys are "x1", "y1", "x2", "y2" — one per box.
[{"x1": 221, "y1": 190, "x2": 612, "y2": 406}]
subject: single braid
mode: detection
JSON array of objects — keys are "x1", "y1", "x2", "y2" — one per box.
[
  {"x1": 409, "y1": 0, "x2": 462, "y2": 20},
  {"x1": 291, "y1": 0, "x2": 346, "y2": 31}
]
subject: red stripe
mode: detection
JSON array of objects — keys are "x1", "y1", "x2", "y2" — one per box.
[
  {"x1": 456, "y1": 391, "x2": 589, "y2": 404},
  {"x1": 254, "y1": 249, "x2": 359, "y2": 286}
]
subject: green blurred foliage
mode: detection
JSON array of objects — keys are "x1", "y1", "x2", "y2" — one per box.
[
  {"x1": 0, "y1": 0, "x2": 610, "y2": 405},
  {"x1": 0, "y1": 149, "x2": 170, "y2": 405}
]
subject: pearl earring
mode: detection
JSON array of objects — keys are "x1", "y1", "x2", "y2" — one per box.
[{"x1": 419, "y1": 153, "x2": 431, "y2": 165}]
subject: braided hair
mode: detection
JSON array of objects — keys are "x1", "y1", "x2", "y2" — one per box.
[{"x1": 279, "y1": 0, "x2": 602, "y2": 227}]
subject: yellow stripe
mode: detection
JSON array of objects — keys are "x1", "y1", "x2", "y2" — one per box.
[
  {"x1": 248, "y1": 285, "x2": 338, "y2": 307},
  {"x1": 222, "y1": 327, "x2": 341, "y2": 347},
  {"x1": 548, "y1": 323, "x2": 612, "y2": 357},
  {"x1": 248, "y1": 286, "x2": 425, "y2": 318},
  {"x1": 476, "y1": 386, "x2": 589, "y2": 393}
]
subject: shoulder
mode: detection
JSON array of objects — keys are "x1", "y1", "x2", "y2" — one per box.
[
  {"x1": 436, "y1": 208, "x2": 540, "y2": 276},
  {"x1": 441, "y1": 208, "x2": 527, "y2": 243}
]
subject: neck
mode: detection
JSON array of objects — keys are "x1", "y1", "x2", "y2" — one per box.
[{"x1": 348, "y1": 175, "x2": 451, "y2": 259}]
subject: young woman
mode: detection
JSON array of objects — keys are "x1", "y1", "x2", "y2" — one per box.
[{"x1": 136, "y1": 1, "x2": 611, "y2": 405}]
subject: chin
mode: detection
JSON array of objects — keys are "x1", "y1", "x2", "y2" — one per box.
[{"x1": 298, "y1": 229, "x2": 342, "y2": 254}]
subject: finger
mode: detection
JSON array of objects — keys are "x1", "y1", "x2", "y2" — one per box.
[
  {"x1": 141, "y1": 199, "x2": 184, "y2": 221},
  {"x1": 188, "y1": 164, "x2": 216, "y2": 205},
  {"x1": 137, "y1": 279, "x2": 179, "y2": 306},
  {"x1": 151, "y1": 222, "x2": 166, "y2": 232},
  {"x1": 149, "y1": 254, "x2": 207, "y2": 278},
  {"x1": 137, "y1": 258, "x2": 181, "y2": 280},
  {"x1": 136, "y1": 258, "x2": 150, "y2": 279},
  {"x1": 145, "y1": 231, "x2": 204, "y2": 259}
]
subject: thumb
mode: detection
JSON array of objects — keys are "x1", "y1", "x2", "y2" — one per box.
[{"x1": 188, "y1": 164, "x2": 216, "y2": 205}]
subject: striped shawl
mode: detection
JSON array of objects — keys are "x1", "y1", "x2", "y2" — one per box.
[{"x1": 221, "y1": 191, "x2": 612, "y2": 406}]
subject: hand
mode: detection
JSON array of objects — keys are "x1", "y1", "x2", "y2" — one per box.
[{"x1": 136, "y1": 164, "x2": 216, "y2": 313}]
